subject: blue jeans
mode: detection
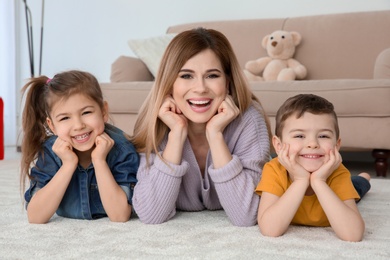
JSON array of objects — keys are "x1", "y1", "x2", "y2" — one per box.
[{"x1": 351, "y1": 175, "x2": 371, "y2": 202}]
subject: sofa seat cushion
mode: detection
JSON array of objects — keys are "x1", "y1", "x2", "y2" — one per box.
[
  {"x1": 102, "y1": 79, "x2": 390, "y2": 118},
  {"x1": 101, "y1": 82, "x2": 152, "y2": 114}
]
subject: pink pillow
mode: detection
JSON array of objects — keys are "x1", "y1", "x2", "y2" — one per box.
[{"x1": 374, "y1": 48, "x2": 390, "y2": 79}]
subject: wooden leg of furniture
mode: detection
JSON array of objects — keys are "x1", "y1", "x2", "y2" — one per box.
[{"x1": 372, "y1": 149, "x2": 390, "y2": 177}]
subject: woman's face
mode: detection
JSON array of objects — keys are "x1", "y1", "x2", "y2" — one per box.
[{"x1": 172, "y1": 49, "x2": 228, "y2": 124}]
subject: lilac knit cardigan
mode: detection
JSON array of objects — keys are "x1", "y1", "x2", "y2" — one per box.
[{"x1": 133, "y1": 105, "x2": 270, "y2": 226}]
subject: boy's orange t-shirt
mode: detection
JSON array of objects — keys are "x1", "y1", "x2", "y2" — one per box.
[{"x1": 255, "y1": 158, "x2": 360, "y2": 227}]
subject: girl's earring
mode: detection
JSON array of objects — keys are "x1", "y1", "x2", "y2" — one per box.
[{"x1": 44, "y1": 123, "x2": 54, "y2": 136}]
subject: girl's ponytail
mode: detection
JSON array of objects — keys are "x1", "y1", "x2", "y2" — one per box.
[{"x1": 20, "y1": 76, "x2": 50, "y2": 192}]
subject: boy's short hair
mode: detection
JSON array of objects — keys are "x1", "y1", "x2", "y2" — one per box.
[{"x1": 275, "y1": 94, "x2": 339, "y2": 139}]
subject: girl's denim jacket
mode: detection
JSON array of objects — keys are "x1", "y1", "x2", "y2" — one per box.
[{"x1": 24, "y1": 124, "x2": 139, "y2": 220}]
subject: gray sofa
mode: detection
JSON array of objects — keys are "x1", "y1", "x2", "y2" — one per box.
[{"x1": 100, "y1": 10, "x2": 390, "y2": 176}]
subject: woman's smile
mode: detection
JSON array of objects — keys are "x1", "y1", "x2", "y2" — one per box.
[
  {"x1": 187, "y1": 98, "x2": 213, "y2": 112},
  {"x1": 172, "y1": 49, "x2": 228, "y2": 124}
]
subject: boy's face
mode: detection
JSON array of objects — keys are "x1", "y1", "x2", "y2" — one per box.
[{"x1": 273, "y1": 112, "x2": 341, "y2": 173}]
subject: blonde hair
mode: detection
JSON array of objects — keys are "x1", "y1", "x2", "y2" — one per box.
[
  {"x1": 131, "y1": 28, "x2": 271, "y2": 164},
  {"x1": 20, "y1": 70, "x2": 104, "y2": 192}
]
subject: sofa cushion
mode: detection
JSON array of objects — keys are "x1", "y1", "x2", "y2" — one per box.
[
  {"x1": 128, "y1": 34, "x2": 177, "y2": 77},
  {"x1": 110, "y1": 56, "x2": 153, "y2": 82},
  {"x1": 374, "y1": 48, "x2": 390, "y2": 79}
]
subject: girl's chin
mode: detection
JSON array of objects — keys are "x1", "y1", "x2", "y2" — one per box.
[{"x1": 73, "y1": 143, "x2": 95, "y2": 153}]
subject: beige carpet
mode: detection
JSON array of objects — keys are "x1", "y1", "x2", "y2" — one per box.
[{"x1": 1, "y1": 159, "x2": 389, "y2": 260}]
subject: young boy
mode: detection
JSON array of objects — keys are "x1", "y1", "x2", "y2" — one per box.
[{"x1": 256, "y1": 94, "x2": 371, "y2": 242}]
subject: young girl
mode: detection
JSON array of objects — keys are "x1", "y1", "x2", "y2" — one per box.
[{"x1": 20, "y1": 70, "x2": 139, "y2": 224}]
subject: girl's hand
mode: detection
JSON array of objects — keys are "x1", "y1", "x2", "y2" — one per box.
[
  {"x1": 278, "y1": 143, "x2": 310, "y2": 182},
  {"x1": 158, "y1": 95, "x2": 188, "y2": 133},
  {"x1": 206, "y1": 95, "x2": 239, "y2": 137},
  {"x1": 311, "y1": 147, "x2": 342, "y2": 182},
  {"x1": 91, "y1": 132, "x2": 114, "y2": 162},
  {"x1": 52, "y1": 138, "x2": 78, "y2": 166}
]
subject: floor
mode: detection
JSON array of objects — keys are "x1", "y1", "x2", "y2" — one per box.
[{"x1": 2, "y1": 146, "x2": 389, "y2": 179}]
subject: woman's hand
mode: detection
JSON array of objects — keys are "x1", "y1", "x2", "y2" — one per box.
[
  {"x1": 91, "y1": 132, "x2": 114, "y2": 163},
  {"x1": 158, "y1": 95, "x2": 188, "y2": 133},
  {"x1": 205, "y1": 95, "x2": 239, "y2": 168},
  {"x1": 158, "y1": 96, "x2": 188, "y2": 164},
  {"x1": 52, "y1": 138, "x2": 78, "y2": 166},
  {"x1": 206, "y1": 95, "x2": 239, "y2": 138}
]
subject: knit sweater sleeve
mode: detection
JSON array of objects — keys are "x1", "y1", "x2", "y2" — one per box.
[
  {"x1": 132, "y1": 152, "x2": 189, "y2": 224},
  {"x1": 208, "y1": 105, "x2": 270, "y2": 226}
]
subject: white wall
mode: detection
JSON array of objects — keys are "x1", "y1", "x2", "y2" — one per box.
[
  {"x1": 18, "y1": 0, "x2": 390, "y2": 83},
  {"x1": 0, "y1": 0, "x2": 16, "y2": 147},
  {"x1": 8, "y1": 0, "x2": 390, "y2": 146}
]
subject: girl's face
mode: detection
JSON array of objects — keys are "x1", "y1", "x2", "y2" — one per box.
[
  {"x1": 273, "y1": 112, "x2": 341, "y2": 173},
  {"x1": 47, "y1": 93, "x2": 108, "y2": 153},
  {"x1": 172, "y1": 49, "x2": 228, "y2": 124}
]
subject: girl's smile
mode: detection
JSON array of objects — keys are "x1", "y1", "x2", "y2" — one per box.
[
  {"x1": 47, "y1": 93, "x2": 108, "y2": 153},
  {"x1": 72, "y1": 131, "x2": 92, "y2": 143}
]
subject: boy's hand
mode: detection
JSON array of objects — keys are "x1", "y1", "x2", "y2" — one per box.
[
  {"x1": 52, "y1": 138, "x2": 78, "y2": 166},
  {"x1": 311, "y1": 147, "x2": 341, "y2": 182},
  {"x1": 91, "y1": 132, "x2": 114, "y2": 162},
  {"x1": 206, "y1": 95, "x2": 239, "y2": 136},
  {"x1": 277, "y1": 143, "x2": 310, "y2": 182}
]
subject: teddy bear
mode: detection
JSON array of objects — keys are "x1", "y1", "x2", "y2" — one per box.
[{"x1": 244, "y1": 30, "x2": 307, "y2": 81}]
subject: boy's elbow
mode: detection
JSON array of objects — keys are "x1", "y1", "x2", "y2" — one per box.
[
  {"x1": 258, "y1": 222, "x2": 285, "y2": 237},
  {"x1": 259, "y1": 227, "x2": 284, "y2": 238},
  {"x1": 337, "y1": 219, "x2": 365, "y2": 242},
  {"x1": 338, "y1": 232, "x2": 364, "y2": 242},
  {"x1": 338, "y1": 226, "x2": 365, "y2": 242}
]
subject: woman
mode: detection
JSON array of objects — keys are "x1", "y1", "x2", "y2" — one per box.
[{"x1": 132, "y1": 28, "x2": 271, "y2": 226}]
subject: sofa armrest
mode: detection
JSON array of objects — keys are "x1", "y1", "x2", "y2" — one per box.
[
  {"x1": 110, "y1": 55, "x2": 154, "y2": 82},
  {"x1": 374, "y1": 48, "x2": 390, "y2": 79}
]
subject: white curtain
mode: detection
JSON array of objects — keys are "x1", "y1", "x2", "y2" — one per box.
[{"x1": 0, "y1": 0, "x2": 17, "y2": 146}]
